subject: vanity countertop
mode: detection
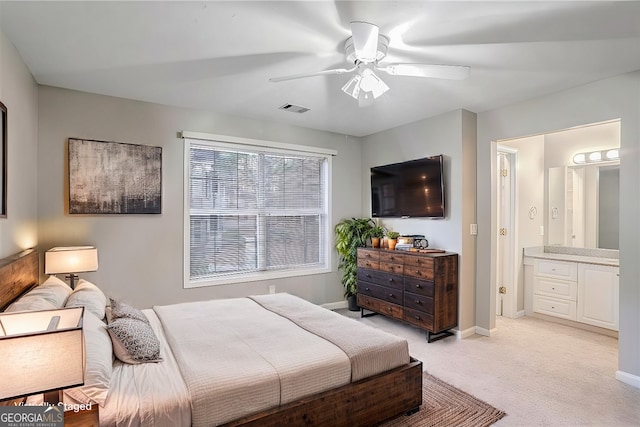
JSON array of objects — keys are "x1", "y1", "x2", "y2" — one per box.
[{"x1": 523, "y1": 247, "x2": 619, "y2": 267}]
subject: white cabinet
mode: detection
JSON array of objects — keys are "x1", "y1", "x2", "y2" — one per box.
[
  {"x1": 533, "y1": 259, "x2": 577, "y2": 320},
  {"x1": 532, "y1": 259, "x2": 618, "y2": 331},
  {"x1": 577, "y1": 263, "x2": 619, "y2": 331}
]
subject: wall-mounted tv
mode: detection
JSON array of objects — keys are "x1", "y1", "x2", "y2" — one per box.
[{"x1": 371, "y1": 155, "x2": 445, "y2": 218}]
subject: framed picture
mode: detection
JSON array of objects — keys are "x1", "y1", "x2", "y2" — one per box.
[
  {"x1": 0, "y1": 101, "x2": 6, "y2": 218},
  {"x1": 68, "y1": 138, "x2": 162, "y2": 214}
]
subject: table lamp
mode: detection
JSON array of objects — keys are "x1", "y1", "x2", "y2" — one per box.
[
  {"x1": 45, "y1": 246, "x2": 98, "y2": 289},
  {"x1": 0, "y1": 307, "x2": 85, "y2": 404}
]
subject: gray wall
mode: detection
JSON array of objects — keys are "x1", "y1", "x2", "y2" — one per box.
[
  {"x1": 0, "y1": 31, "x2": 38, "y2": 258},
  {"x1": 37, "y1": 86, "x2": 363, "y2": 308},
  {"x1": 476, "y1": 72, "x2": 640, "y2": 384},
  {"x1": 361, "y1": 109, "x2": 477, "y2": 332}
]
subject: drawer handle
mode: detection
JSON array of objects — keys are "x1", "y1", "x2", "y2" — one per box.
[
  {"x1": 415, "y1": 270, "x2": 421, "y2": 275},
  {"x1": 551, "y1": 306, "x2": 555, "y2": 309},
  {"x1": 387, "y1": 307, "x2": 393, "y2": 312},
  {"x1": 366, "y1": 274, "x2": 371, "y2": 278},
  {"x1": 416, "y1": 300, "x2": 421, "y2": 304},
  {"x1": 551, "y1": 287, "x2": 555, "y2": 290},
  {"x1": 417, "y1": 260, "x2": 421, "y2": 264},
  {"x1": 389, "y1": 293, "x2": 394, "y2": 297},
  {"x1": 416, "y1": 284, "x2": 422, "y2": 289},
  {"x1": 415, "y1": 316, "x2": 421, "y2": 320},
  {"x1": 388, "y1": 278, "x2": 394, "y2": 283},
  {"x1": 365, "y1": 287, "x2": 370, "y2": 291}
]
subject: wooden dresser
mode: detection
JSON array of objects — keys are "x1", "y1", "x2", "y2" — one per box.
[{"x1": 357, "y1": 248, "x2": 458, "y2": 342}]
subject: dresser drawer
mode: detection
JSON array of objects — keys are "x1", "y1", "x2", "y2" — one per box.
[
  {"x1": 534, "y1": 259, "x2": 577, "y2": 281},
  {"x1": 357, "y1": 258, "x2": 379, "y2": 270},
  {"x1": 533, "y1": 295, "x2": 577, "y2": 320},
  {"x1": 404, "y1": 277, "x2": 435, "y2": 297},
  {"x1": 357, "y1": 269, "x2": 403, "y2": 290},
  {"x1": 404, "y1": 255, "x2": 434, "y2": 271},
  {"x1": 404, "y1": 292, "x2": 434, "y2": 314},
  {"x1": 380, "y1": 251, "x2": 404, "y2": 264},
  {"x1": 357, "y1": 248, "x2": 379, "y2": 261},
  {"x1": 357, "y1": 294, "x2": 403, "y2": 320},
  {"x1": 358, "y1": 282, "x2": 403, "y2": 304},
  {"x1": 379, "y1": 261, "x2": 404, "y2": 275},
  {"x1": 403, "y1": 308, "x2": 434, "y2": 330},
  {"x1": 404, "y1": 266, "x2": 434, "y2": 281},
  {"x1": 533, "y1": 277, "x2": 577, "y2": 301}
]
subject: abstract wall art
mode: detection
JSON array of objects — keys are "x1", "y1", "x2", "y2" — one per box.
[{"x1": 68, "y1": 138, "x2": 162, "y2": 214}]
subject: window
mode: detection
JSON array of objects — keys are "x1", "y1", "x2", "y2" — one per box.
[{"x1": 183, "y1": 133, "x2": 333, "y2": 287}]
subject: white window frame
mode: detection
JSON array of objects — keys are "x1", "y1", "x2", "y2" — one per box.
[{"x1": 182, "y1": 131, "x2": 336, "y2": 288}]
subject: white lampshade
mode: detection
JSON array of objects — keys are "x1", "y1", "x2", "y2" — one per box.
[
  {"x1": 0, "y1": 307, "x2": 85, "y2": 400},
  {"x1": 45, "y1": 246, "x2": 98, "y2": 275}
]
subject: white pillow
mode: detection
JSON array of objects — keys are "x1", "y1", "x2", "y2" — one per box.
[
  {"x1": 65, "y1": 279, "x2": 107, "y2": 320},
  {"x1": 64, "y1": 311, "x2": 113, "y2": 407},
  {"x1": 5, "y1": 275, "x2": 71, "y2": 312}
]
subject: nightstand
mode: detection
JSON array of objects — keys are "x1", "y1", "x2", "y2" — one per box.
[{"x1": 64, "y1": 405, "x2": 99, "y2": 427}]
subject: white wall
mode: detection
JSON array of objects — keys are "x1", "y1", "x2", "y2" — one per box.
[
  {"x1": 361, "y1": 109, "x2": 477, "y2": 332},
  {"x1": 477, "y1": 72, "x2": 640, "y2": 386},
  {"x1": 0, "y1": 30, "x2": 38, "y2": 257},
  {"x1": 37, "y1": 86, "x2": 363, "y2": 308}
]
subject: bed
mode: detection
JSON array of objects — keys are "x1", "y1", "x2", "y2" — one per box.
[{"x1": 0, "y1": 249, "x2": 423, "y2": 426}]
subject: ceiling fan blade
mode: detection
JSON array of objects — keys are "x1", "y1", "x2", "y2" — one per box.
[
  {"x1": 269, "y1": 67, "x2": 356, "y2": 82},
  {"x1": 350, "y1": 21, "x2": 379, "y2": 62},
  {"x1": 377, "y1": 63, "x2": 470, "y2": 80}
]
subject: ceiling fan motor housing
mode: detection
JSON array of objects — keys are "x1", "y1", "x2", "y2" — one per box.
[{"x1": 344, "y1": 34, "x2": 390, "y2": 64}]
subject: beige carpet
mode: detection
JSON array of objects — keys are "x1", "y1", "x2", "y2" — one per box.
[{"x1": 382, "y1": 372, "x2": 506, "y2": 427}]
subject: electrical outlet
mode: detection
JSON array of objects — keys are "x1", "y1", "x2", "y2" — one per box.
[
  {"x1": 269, "y1": 285, "x2": 276, "y2": 294},
  {"x1": 470, "y1": 223, "x2": 478, "y2": 235}
]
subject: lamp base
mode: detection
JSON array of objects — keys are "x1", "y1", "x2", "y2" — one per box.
[{"x1": 64, "y1": 274, "x2": 80, "y2": 289}]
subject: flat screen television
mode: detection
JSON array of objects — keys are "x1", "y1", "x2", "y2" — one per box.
[{"x1": 371, "y1": 155, "x2": 445, "y2": 218}]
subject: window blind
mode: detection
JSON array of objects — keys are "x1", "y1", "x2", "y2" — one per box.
[{"x1": 186, "y1": 139, "x2": 330, "y2": 285}]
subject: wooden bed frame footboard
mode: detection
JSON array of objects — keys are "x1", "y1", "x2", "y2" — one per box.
[{"x1": 224, "y1": 358, "x2": 423, "y2": 427}]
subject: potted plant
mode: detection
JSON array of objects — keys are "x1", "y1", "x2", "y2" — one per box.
[
  {"x1": 386, "y1": 230, "x2": 400, "y2": 250},
  {"x1": 369, "y1": 221, "x2": 386, "y2": 248},
  {"x1": 334, "y1": 217, "x2": 375, "y2": 311}
]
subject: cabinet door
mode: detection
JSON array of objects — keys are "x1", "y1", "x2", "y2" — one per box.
[{"x1": 577, "y1": 264, "x2": 619, "y2": 331}]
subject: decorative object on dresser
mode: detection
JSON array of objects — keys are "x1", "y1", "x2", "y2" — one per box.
[
  {"x1": 68, "y1": 138, "x2": 162, "y2": 214},
  {"x1": 0, "y1": 307, "x2": 85, "y2": 404},
  {"x1": 386, "y1": 231, "x2": 400, "y2": 250},
  {"x1": 45, "y1": 246, "x2": 99, "y2": 289},
  {"x1": 357, "y1": 248, "x2": 458, "y2": 342},
  {"x1": 334, "y1": 217, "x2": 377, "y2": 310}
]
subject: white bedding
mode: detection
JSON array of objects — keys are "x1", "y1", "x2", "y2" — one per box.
[
  {"x1": 100, "y1": 294, "x2": 410, "y2": 427},
  {"x1": 99, "y1": 309, "x2": 191, "y2": 427}
]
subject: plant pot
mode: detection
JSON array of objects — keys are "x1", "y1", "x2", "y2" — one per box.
[
  {"x1": 347, "y1": 294, "x2": 359, "y2": 311},
  {"x1": 388, "y1": 238, "x2": 398, "y2": 250},
  {"x1": 371, "y1": 237, "x2": 381, "y2": 248}
]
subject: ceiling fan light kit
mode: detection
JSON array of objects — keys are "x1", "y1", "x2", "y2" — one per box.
[{"x1": 270, "y1": 21, "x2": 470, "y2": 107}]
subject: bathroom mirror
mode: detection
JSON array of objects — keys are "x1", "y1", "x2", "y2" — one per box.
[{"x1": 547, "y1": 161, "x2": 619, "y2": 249}]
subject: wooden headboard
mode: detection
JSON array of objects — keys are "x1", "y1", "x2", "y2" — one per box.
[{"x1": 0, "y1": 249, "x2": 38, "y2": 311}]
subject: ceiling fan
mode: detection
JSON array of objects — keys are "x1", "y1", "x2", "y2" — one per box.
[{"x1": 269, "y1": 21, "x2": 470, "y2": 107}]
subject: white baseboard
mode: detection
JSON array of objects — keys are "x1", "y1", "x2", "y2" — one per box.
[
  {"x1": 514, "y1": 310, "x2": 525, "y2": 319},
  {"x1": 475, "y1": 326, "x2": 497, "y2": 337},
  {"x1": 321, "y1": 300, "x2": 348, "y2": 310},
  {"x1": 457, "y1": 326, "x2": 477, "y2": 339},
  {"x1": 616, "y1": 370, "x2": 640, "y2": 389}
]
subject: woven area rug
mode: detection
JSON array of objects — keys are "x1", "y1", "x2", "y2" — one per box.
[{"x1": 382, "y1": 372, "x2": 507, "y2": 427}]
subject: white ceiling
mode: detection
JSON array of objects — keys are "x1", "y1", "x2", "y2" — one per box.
[{"x1": 2, "y1": 1, "x2": 640, "y2": 137}]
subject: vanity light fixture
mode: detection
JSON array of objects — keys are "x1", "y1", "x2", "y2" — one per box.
[{"x1": 572, "y1": 149, "x2": 619, "y2": 165}]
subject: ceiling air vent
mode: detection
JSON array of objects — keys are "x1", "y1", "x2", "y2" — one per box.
[{"x1": 279, "y1": 103, "x2": 310, "y2": 114}]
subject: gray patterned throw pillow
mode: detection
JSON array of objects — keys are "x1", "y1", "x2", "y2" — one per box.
[
  {"x1": 110, "y1": 298, "x2": 150, "y2": 323},
  {"x1": 107, "y1": 317, "x2": 162, "y2": 364}
]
